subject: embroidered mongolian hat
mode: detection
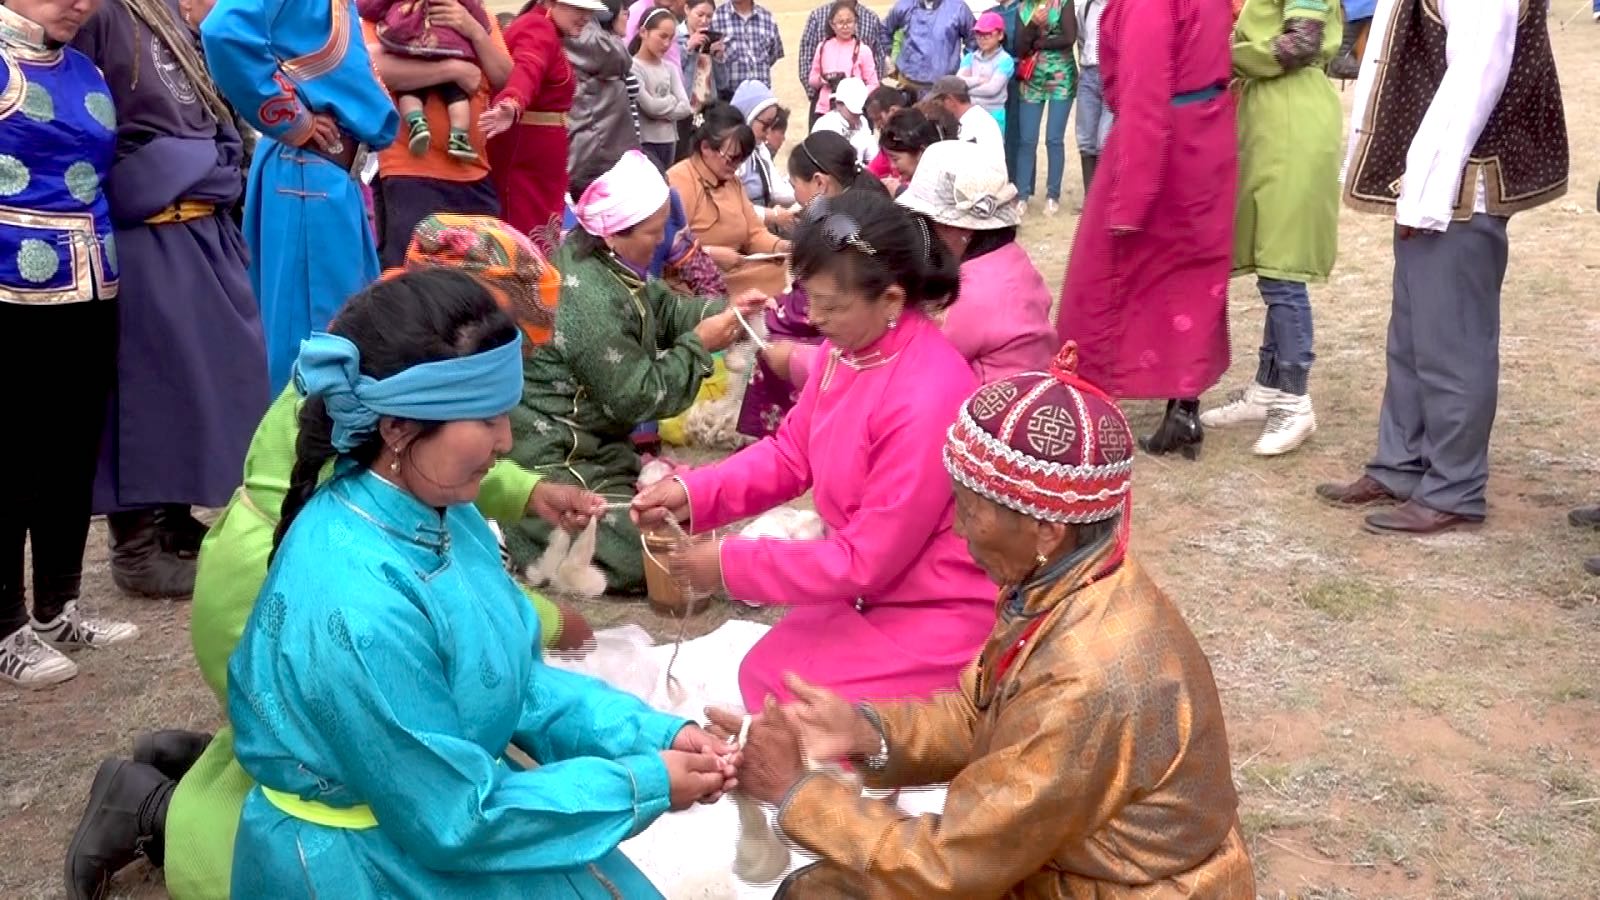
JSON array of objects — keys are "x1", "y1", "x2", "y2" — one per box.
[
  {"x1": 944, "y1": 343, "x2": 1133, "y2": 526},
  {"x1": 394, "y1": 214, "x2": 560, "y2": 352}
]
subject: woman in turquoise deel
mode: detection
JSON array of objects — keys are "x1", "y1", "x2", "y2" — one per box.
[{"x1": 226, "y1": 270, "x2": 737, "y2": 898}]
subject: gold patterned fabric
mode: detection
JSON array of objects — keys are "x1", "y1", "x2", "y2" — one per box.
[{"x1": 775, "y1": 550, "x2": 1254, "y2": 899}]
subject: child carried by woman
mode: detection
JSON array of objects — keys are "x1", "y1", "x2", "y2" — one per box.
[{"x1": 357, "y1": 0, "x2": 494, "y2": 159}]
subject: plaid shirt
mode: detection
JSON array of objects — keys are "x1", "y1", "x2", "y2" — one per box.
[
  {"x1": 798, "y1": 2, "x2": 889, "y2": 99},
  {"x1": 710, "y1": 2, "x2": 784, "y2": 91}
]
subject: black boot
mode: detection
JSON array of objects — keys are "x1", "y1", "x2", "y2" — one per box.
[
  {"x1": 132, "y1": 729, "x2": 214, "y2": 782},
  {"x1": 1138, "y1": 399, "x2": 1203, "y2": 460},
  {"x1": 107, "y1": 510, "x2": 196, "y2": 599},
  {"x1": 1079, "y1": 153, "x2": 1099, "y2": 210},
  {"x1": 1327, "y1": 18, "x2": 1365, "y2": 80},
  {"x1": 65, "y1": 760, "x2": 174, "y2": 899},
  {"x1": 157, "y1": 505, "x2": 210, "y2": 556}
]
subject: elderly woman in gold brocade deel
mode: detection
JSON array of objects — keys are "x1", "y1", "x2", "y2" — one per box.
[{"x1": 710, "y1": 347, "x2": 1255, "y2": 898}]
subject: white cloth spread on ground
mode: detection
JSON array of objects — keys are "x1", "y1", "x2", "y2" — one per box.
[{"x1": 546, "y1": 621, "x2": 949, "y2": 898}]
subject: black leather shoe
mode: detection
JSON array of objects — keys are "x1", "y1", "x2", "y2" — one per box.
[
  {"x1": 158, "y1": 506, "x2": 210, "y2": 556},
  {"x1": 1568, "y1": 505, "x2": 1600, "y2": 529},
  {"x1": 107, "y1": 511, "x2": 196, "y2": 599},
  {"x1": 65, "y1": 760, "x2": 172, "y2": 900},
  {"x1": 132, "y1": 730, "x2": 214, "y2": 782},
  {"x1": 1139, "y1": 399, "x2": 1203, "y2": 461}
]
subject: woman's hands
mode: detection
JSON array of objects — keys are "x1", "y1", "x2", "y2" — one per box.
[
  {"x1": 527, "y1": 481, "x2": 607, "y2": 531},
  {"x1": 428, "y1": 0, "x2": 488, "y2": 44},
  {"x1": 478, "y1": 99, "x2": 518, "y2": 139},
  {"x1": 693, "y1": 290, "x2": 770, "y2": 353},
  {"x1": 299, "y1": 113, "x2": 342, "y2": 152},
  {"x1": 685, "y1": 29, "x2": 709, "y2": 51},
  {"x1": 703, "y1": 244, "x2": 743, "y2": 271},
  {"x1": 449, "y1": 59, "x2": 485, "y2": 94},
  {"x1": 631, "y1": 476, "x2": 690, "y2": 529},
  {"x1": 668, "y1": 537, "x2": 723, "y2": 596},
  {"x1": 767, "y1": 205, "x2": 798, "y2": 230},
  {"x1": 660, "y1": 749, "x2": 737, "y2": 809},
  {"x1": 705, "y1": 698, "x2": 804, "y2": 805},
  {"x1": 759, "y1": 340, "x2": 798, "y2": 384},
  {"x1": 664, "y1": 723, "x2": 741, "y2": 805}
]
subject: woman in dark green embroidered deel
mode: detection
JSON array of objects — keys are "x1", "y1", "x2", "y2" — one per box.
[{"x1": 506, "y1": 149, "x2": 768, "y2": 590}]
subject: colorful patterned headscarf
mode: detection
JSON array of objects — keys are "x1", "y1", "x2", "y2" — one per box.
[
  {"x1": 394, "y1": 215, "x2": 560, "y2": 351},
  {"x1": 944, "y1": 343, "x2": 1134, "y2": 561}
]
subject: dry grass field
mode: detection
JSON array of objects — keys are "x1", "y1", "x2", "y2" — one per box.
[{"x1": 3, "y1": 4, "x2": 1599, "y2": 898}]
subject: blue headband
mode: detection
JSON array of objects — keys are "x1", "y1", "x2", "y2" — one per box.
[{"x1": 293, "y1": 331, "x2": 525, "y2": 452}]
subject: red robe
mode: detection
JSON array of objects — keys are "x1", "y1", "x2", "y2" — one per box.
[
  {"x1": 1056, "y1": 0, "x2": 1237, "y2": 400},
  {"x1": 487, "y1": 8, "x2": 575, "y2": 253}
]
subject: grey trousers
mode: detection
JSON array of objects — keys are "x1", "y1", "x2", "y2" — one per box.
[{"x1": 1365, "y1": 214, "x2": 1509, "y2": 519}]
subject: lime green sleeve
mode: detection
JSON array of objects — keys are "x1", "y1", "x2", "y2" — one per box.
[
  {"x1": 477, "y1": 459, "x2": 540, "y2": 523},
  {"x1": 519, "y1": 582, "x2": 565, "y2": 649}
]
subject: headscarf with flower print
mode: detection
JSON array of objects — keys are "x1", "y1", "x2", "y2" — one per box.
[{"x1": 387, "y1": 215, "x2": 561, "y2": 352}]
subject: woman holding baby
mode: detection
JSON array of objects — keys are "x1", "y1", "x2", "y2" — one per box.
[{"x1": 359, "y1": 0, "x2": 514, "y2": 265}]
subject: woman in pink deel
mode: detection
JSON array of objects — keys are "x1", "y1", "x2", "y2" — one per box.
[
  {"x1": 1054, "y1": 0, "x2": 1236, "y2": 459},
  {"x1": 897, "y1": 139, "x2": 1055, "y2": 383},
  {"x1": 633, "y1": 190, "x2": 994, "y2": 712}
]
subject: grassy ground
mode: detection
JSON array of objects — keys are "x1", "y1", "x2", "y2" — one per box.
[{"x1": 4, "y1": 7, "x2": 1600, "y2": 899}]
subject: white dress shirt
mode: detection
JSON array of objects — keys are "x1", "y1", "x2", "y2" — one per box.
[{"x1": 1343, "y1": 0, "x2": 1520, "y2": 231}]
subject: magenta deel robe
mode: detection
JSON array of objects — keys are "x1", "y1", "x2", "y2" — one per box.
[
  {"x1": 1056, "y1": 0, "x2": 1238, "y2": 400},
  {"x1": 680, "y1": 312, "x2": 998, "y2": 712}
]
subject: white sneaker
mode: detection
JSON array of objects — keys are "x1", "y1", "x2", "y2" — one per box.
[
  {"x1": 1199, "y1": 382, "x2": 1281, "y2": 429},
  {"x1": 1253, "y1": 394, "x2": 1317, "y2": 456},
  {"x1": 33, "y1": 602, "x2": 139, "y2": 650},
  {"x1": 0, "y1": 625, "x2": 78, "y2": 688},
  {"x1": 1045, "y1": 198, "x2": 1060, "y2": 216},
  {"x1": 1016, "y1": 198, "x2": 1029, "y2": 220}
]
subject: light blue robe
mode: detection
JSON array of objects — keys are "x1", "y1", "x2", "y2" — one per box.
[
  {"x1": 199, "y1": 0, "x2": 399, "y2": 394},
  {"x1": 227, "y1": 469, "x2": 686, "y2": 898}
]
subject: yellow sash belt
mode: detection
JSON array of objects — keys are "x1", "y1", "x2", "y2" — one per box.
[
  {"x1": 144, "y1": 201, "x2": 217, "y2": 224},
  {"x1": 260, "y1": 786, "x2": 378, "y2": 830},
  {"x1": 260, "y1": 759, "x2": 503, "y2": 830},
  {"x1": 519, "y1": 110, "x2": 568, "y2": 127}
]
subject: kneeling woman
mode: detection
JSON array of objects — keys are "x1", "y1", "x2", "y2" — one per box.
[
  {"x1": 634, "y1": 190, "x2": 996, "y2": 712},
  {"x1": 226, "y1": 270, "x2": 735, "y2": 897},
  {"x1": 718, "y1": 349, "x2": 1255, "y2": 897},
  {"x1": 64, "y1": 218, "x2": 609, "y2": 900},
  {"x1": 506, "y1": 150, "x2": 764, "y2": 591}
]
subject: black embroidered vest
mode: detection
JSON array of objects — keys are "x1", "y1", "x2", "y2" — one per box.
[{"x1": 1344, "y1": 0, "x2": 1567, "y2": 220}]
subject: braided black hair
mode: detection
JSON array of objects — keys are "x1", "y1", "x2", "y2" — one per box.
[{"x1": 271, "y1": 269, "x2": 519, "y2": 559}]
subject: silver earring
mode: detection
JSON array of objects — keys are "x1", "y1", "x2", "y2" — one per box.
[
  {"x1": 887, "y1": 316, "x2": 899, "y2": 330},
  {"x1": 1034, "y1": 554, "x2": 1047, "y2": 567},
  {"x1": 389, "y1": 447, "x2": 401, "y2": 476}
]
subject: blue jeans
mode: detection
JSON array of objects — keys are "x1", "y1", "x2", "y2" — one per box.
[
  {"x1": 1075, "y1": 65, "x2": 1113, "y2": 155},
  {"x1": 1003, "y1": 89, "x2": 1023, "y2": 182},
  {"x1": 1015, "y1": 94, "x2": 1071, "y2": 201},
  {"x1": 1256, "y1": 277, "x2": 1315, "y2": 395}
]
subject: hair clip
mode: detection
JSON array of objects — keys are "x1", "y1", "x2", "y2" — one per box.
[{"x1": 819, "y1": 212, "x2": 876, "y2": 256}]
